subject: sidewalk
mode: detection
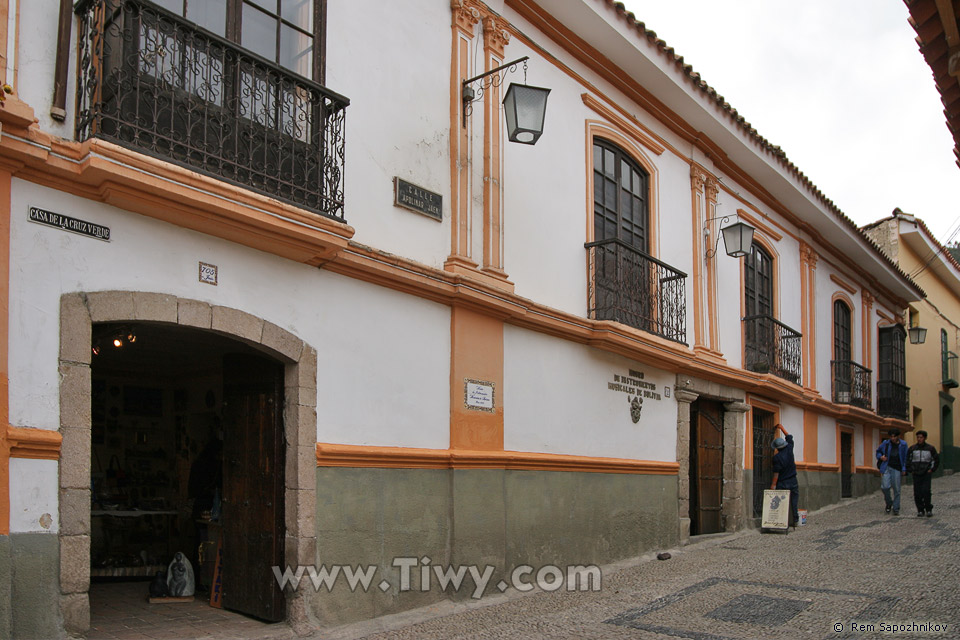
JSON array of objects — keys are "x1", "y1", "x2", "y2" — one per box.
[{"x1": 320, "y1": 473, "x2": 960, "y2": 639}]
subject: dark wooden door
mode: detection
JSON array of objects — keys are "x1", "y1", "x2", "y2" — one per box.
[
  {"x1": 690, "y1": 400, "x2": 724, "y2": 535},
  {"x1": 840, "y1": 431, "x2": 853, "y2": 498},
  {"x1": 222, "y1": 353, "x2": 285, "y2": 622},
  {"x1": 751, "y1": 409, "x2": 775, "y2": 517}
]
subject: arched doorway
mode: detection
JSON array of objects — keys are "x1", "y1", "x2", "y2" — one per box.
[{"x1": 58, "y1": 292, "x2": 318, "y2": 636}]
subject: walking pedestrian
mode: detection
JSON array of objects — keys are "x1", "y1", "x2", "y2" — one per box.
[
  {"x1": 907, "y1": 430, "x2": 939, "y2": 517},
  {"x1": 770, "y1": 423, "x2": 799, "y2": 528},
  {"x1": 876, "y1": 428, "x2": 908, "y2": 515}
]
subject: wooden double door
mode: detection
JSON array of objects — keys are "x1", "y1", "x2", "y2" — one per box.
[
  {"x1": 221, "y1": 354, "x2": 286, "y2": 622},
  {"x1": 690, "y1": 400, "x2": 724, "y2": 535}
]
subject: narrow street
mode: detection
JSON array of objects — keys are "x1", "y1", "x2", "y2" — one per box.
[{"x1": 323, "y1": 474, "x2": 960, "y2": 640}]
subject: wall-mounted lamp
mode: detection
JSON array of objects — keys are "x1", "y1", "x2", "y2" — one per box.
[
  {"x1": 908, "y1": 325, "x2": 927, "y2": 344},
  {"x1": 704, "y1": 215, "x2": 755, "y2": 258},
  {"x1": 462, "y1": 56, "x2": 550, "y2": 144}
]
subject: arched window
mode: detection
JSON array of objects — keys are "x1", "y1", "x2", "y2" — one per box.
[
  {"x1": 834, "y1": 300, "x2": 852, "y2": 363},
  {"x1": 744, "y1": 244, "x2": 773, "y2": 318},
  {"x1": 593, "y1": 139, "x2": 649, "y2": 250}
]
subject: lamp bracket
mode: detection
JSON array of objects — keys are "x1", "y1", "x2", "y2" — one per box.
[
  {"x1": 462, "y1": 56, "x2": 529, "y2": 126},
  {"x1": 703, "y1": 214, "x2": 734, "y2": 259}
]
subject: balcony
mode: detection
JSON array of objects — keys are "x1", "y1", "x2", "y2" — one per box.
[
  {"x1": 585, "y1": 238, "x2": 687, "y2": 344},
  {"x1": 943, "y1": 351, "x2": 959, "y2": 388},
  {"x1": 831, "y1": 360, "x2": 872, "y2": 410},
  {"x1": 877, "y1": 381, "x2": 910, "y2": 421},
  {"x1": 743, "y1": 314, "x2": 801, "y2": 384},
  {"x1": 75, "y1": 0, "x2": 349, "y2": 220}
]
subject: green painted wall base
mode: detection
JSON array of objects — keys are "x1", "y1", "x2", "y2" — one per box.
[
  {"x1": 742, "y1": 470, "x2": 880, "y2": 526},
  {"x1": 3, "y1": 533, "x2": 60, "y2": 640},
  {"x1": 311, "y1": 468, "x2": 677, "y2": 627}
]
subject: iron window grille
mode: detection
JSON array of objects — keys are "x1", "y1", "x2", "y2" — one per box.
[
  {"x1": 75, "y1": 0, "x2": 349, "y2": 220},
  {"x1": 585, "y1": 237, "x2": 687, "y2": 344},
  {"x1": 831, "y1": 359, "x2": 872, "y2": 410},
  {"x1": 743, "y1": 314, "x2": 802, "y2": 385},
  {"x1": 877, "y1": 326, "x2": 909, "y2": 420},
  {"x1": 942, "y1": 329, "x2": 959, "y2": 388}
]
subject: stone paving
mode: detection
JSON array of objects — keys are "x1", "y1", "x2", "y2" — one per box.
[{"x1": 320, "y1": 473, "x2": 960, "y2": 640}]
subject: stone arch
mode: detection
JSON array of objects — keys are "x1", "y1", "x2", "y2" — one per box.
[{"x1": 57, "y1": 291, "x2": 318, "y2": 635}]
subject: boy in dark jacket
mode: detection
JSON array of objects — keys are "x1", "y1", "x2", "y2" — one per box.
[{"x1": 907, "y1": 430, "x2": 939, "y2": 517}]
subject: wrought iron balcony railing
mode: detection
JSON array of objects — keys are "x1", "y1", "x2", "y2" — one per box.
[
  {"x1": 943, "y1": 351, "x2": 959, "y2": 388},
  {"x1": 585, "y1": 238, "x2": 687, "y2": 344},
  {"x1": 831, "y1": 360, "x2": 872, "y2": 410},
  {"x1": 75, "y1": 0, "x2": 349, "y2": 220},
  {"x1": 743, "y1": 314, "x2": 802, "y2": 384},
  {"x1": 877, "y1": 380, "x2": 910, "y2": 421}
]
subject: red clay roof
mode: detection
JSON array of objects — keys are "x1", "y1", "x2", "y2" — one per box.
[
  {"x1": 599, "y1": 0, "x2": 924, "y2": 299},
  {"x1": 904, "y1": 0, "x2": 960, "y2": 169}
]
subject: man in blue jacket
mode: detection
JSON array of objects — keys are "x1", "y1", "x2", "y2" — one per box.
[
  {"x1": 876, "y1": 428, "x2": 909, "y2": 515},
  {"x1": 770, "y1": 423, "x2": 799, "y2": 528}
]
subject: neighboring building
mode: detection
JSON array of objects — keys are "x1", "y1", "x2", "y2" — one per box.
[
  {"x1": 0, "y1": 0, "x2": 924, "y2": 637},
  {"x1": 864, "y1": 210, "x2": 960, "y2": 470}
]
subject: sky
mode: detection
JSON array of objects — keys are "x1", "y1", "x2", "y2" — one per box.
[{"x1": 618, "y1": 0, "x2": 958, "y2": 245}]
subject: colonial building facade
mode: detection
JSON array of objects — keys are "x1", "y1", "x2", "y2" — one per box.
[
  {"x1": 0, "y1": 0, "x2": 922, "y2": 636},
  {"x1": 864, "y1": 210, "x2": 960, "y2": 470}
]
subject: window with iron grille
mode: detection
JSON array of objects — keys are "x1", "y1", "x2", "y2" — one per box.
[
  {"x1": 878, "y1": 326, "x2": 908, "y2": 419},
  {"x1": 584, "y1": 140, "x2": 686, "y2": 343},
  {"x1": 75, "y1": 0, "x2": 348, "y2": 219}
]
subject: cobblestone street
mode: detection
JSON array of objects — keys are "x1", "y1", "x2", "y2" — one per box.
[{"x1": 322, "y1": 473, "x2": 960, "y2": 640}]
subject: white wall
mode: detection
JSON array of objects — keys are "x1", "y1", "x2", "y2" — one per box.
[
  {"x1": 504, "y1": 325, "x2": 676, "y2": 461},
  {"x1": 818, "y1": 416, "x2": 837, "y2": 465},
  {"x1": 326, "y1": 0, "x2": 453, "y2": 268},
  {"x1": 780, "y1": 404, "x2": 805, "y2": 462},
  {"x1": 9, "y1": 458, "x2": 59, "y2": 533},
  {"x1": 9, "y1": 180, "x2": 451, "y2": 449}
]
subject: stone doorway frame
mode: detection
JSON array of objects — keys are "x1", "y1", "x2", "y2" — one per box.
[
  {"x1": 675, "y1": 375, "x2": 748, "y2": 544},
  {"x1": 57, "y1": 292, "x2": 318, "y2": 635}
]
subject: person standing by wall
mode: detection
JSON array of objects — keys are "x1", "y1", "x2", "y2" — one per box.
[
  {"x1": 770, "y1": 423, "x2": 799, "y2": 528},
  {"x1": 876, "y1": 427, "x2": 909, "y2": 515},
  {"x1": 907, "y1": 430, "x2": 939, "y2": 517}
]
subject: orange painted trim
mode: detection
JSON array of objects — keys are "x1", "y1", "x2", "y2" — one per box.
[
  {"x1": 0, "y1": 130, "x2": 354, "y2": 266},
  {"x1": 736, "y1": 209, "x2": 783, "y2": 243},
  {"x1": 690, "y1": 167, "x2": 707, "y2": 350},
  {"x1": 0, "y1": 0, "x2": 8, "y2": 86},
  {"x1": 803, "y1": 409, "x2": 818, "y2": 464},
  {"x1": 704, "y1": 178, "x2": 720, "y2": 351},
  {"x1": 581, "y1": 94, "x2": 665, "y2": 155},
  {"x1": 830, "y1": 274, "x2": 857, "y2": 295},
  {"x1": 316, "y1": 443, "x2": 680, "y2": 475},
  {"x1": 855, "y1": 466, "x2": 881, "y2": 475},
  {"x1": 450, "y1": 307, "x2": 503, "y2": 451},
  {"x1": 6, "y1": 426, "x2": 61, "y2": 460},
  {"x1": 796, "y1": 462, "x2": 839, "y2": 472}
]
